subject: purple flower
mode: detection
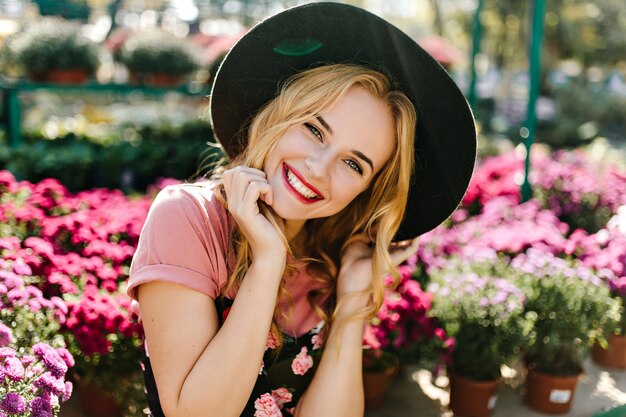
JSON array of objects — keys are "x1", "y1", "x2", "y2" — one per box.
[
  {"x1": 0, "y1": 392, "x2": 27, "y2": 414},
  {"x1": 34, "y1": 372, "x2": 65, "y2": 396},
  {"x1": 29, "y1": 395, "x2": 53, "y2": 417},
  {"x1": 21, "y1": 354, "x2": 36, "y2": 367},
  {"x1": 32, "y1": 343, "x2": 67, "y2": 378},
  {"x1": 0, "y1": 324, "x2": 12, "y2": 347},
  {"x1": 55, "y1": 348, "x2": 74, "y2": 368},
  {"x1": 3, "y1": 356, "x2": 25, "y2": 381},
  {"x1": 61, "y1": 381, "x2": 73, "y2": 402}
]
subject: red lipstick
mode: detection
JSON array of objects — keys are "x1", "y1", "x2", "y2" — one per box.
[{"x1": 282, "y1": 163, "x2": 324, "y2": 204}]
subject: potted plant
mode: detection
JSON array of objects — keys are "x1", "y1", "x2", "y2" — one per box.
[
  {"x1": 62, "y1": 285, "x2": 145, "y2": 417},
  {"x1": 590, "y1": 209, "x2": 626, "y2": 368},
  {"x1": 0, "y1": 255, "x2": 75, "y2": 417},
  {"x1": 427, "y1": 253, "x2": 534, "y2": 417},
  {"x1": 361, "y1": 348, "x2": 399, "y2": 409},
  {"x1": 2, "y1": 17, "x2": 101, "y2": 83},
  {"x1": 119, "y1": 30, "x2": 200, "y2": 86},
  {"x1": 510, "y1": 249, "x2": 620, "y2": 414},
  {"x1": 363, "y1": 264, "x2": 453, "y2": 410}
]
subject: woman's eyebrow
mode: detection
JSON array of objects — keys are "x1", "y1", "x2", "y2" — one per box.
[
  {"x1": 316, "y1": 115, "x2": 333, "y2": 135},
  {"x1": 352, "y1": 150, "x2": 374, "y2": 171}
]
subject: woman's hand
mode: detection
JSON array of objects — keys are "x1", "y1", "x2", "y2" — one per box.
[
  {"x1": 336, "y1": 237, "x2": 420, "y2": 299},
  {"x1": 222, "y1": 166, "x2": 286, "y2": 260}
]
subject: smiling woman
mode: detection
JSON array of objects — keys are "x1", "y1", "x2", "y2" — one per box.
[{"x1": 126, "y1": 3, "x2": 476, "y2": 417}]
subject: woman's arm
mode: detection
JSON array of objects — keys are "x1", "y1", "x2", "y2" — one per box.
[
  {"x1": 135, "y1": 165, "x2": 285, "y2": 417},
  {"x1": 138, "y1": 255, "x2": 284, "y2": 417},
  {"x1": 295, "y1": 238, "x2": 419, "y2": 417},
  {"x1": 294, "y1": 294, "x2": 369, "y2": 417}
]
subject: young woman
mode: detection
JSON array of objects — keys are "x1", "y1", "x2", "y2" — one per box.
[{"x1": 127, "y1": 3, "x2": 476, "y2": 417}]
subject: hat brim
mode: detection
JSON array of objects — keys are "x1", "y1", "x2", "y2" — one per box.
[{"x1": 210, "y1": 2, "x2": 476, "y2": 240}]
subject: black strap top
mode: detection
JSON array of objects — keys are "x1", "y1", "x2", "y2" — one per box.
[{"x1": 141, "y1": 295, "x2": 326, "y2": 417}]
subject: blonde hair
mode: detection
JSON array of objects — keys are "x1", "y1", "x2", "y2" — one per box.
[{"x1": 211, "y1": 64, "x2": 416, "y2": 356}]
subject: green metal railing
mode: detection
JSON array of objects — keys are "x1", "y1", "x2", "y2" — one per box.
[{"x1": 0, "y1": 79, "x2": 210, "y2": 147}]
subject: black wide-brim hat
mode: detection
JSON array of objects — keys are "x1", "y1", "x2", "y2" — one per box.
[{"x1": 210, "y1": 2, "x2": 476, "y2": 241}]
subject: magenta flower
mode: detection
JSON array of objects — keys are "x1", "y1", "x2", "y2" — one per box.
[
  {"x1": 29, "y1": 395, "x2": 53, "y2": 417},
  {"x1": 32, "y1": 343, "x2": 67, "y2": 379},
  {"x1": 3, "y1": 356, "x2": 25, "y2": 381},
  {"x1": 0, "y1": 324, "x2": 12, "y2": 347},
  {"x1": 0, "y1": 392, "x2": 27, "y2": 414},
  {"x1": 34, "y1": 372, "x2": 66, "y2": 396}
]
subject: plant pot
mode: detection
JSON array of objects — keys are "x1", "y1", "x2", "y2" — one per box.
[
  {"x1": 363, "y1": 361, "x2": 400, "y2": 410},
  {"x1": 525, "y1": 369, "x2": 579, "y2": 414},
  {"x1": 29, "y1": 69, "x2": 89, "y2": 84},
  {"x1": 129, "y1": 71, "x2": 184, "y2": 87},
  {"x1": 449, "y1": 374, "x2": 499, "y2": 417},
  {"x1": 592, "y1": 334, "x2": 626, "y2": 369},
  {"x1": 77, "y1": 380, "x2": 123, "y2": 417}
]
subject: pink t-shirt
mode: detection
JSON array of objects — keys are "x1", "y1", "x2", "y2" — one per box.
[{"x1": 127, "y1": 182, "x2": 327, "y2": 337}]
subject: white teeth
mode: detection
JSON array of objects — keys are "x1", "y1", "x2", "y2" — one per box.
[{"x1": 286, "y1": 168, "x2": 319, "y2": 199}]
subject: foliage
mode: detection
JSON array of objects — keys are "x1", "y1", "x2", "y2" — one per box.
[
  {"x1": 427, "y1": 253, "x2": 533, "y2": 381},
  {"x1": 119, "y1": 30, "x2": 200, "y2": 77},
  {"x1": 0, "y1": 121, "x2": 220, "y2": 193},
  {"x1": 510, "y1": 249, "x2": 620, "y2": 376},
  {"x1": 538, "y1": 79, "x2": 626, "y2": 149},
  {"x1": 1, "y1": 17, "x2": 100, "y2": 77}
]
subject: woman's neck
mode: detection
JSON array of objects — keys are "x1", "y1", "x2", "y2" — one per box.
[{"x1": 285, "y1": 219, "x2": 307, "y2": 254}]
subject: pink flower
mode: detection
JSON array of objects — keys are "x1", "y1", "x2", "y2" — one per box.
[
  {"x1": 311, "y1": 330, "x2": 325, "y2": 350},
  {"x1": 291, "y1": 347, "x2": 313, "y2": 375},
  {"x1": 254, "y1": 393, "x2": 282, "y2": 417},
  {"x1": 271, "y1": 387, "x2": 293, "y2": 408},
  {"x1": 266, "y1": 330, "x2": 279, "y2": 350}
]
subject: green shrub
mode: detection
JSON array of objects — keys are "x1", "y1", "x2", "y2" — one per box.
[
  {"x1": 2, "y1": 17, "x2": 101, "y2": 77},
  {"x1": 0, "y1": 121, "x2": 222, "y2": 192},
  {"x1": 119, "y1": 30, "x2": 200, "y2": 77}
]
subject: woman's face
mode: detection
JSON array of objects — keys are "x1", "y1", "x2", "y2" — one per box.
[{"x1": 263, "y1": 86, "x2": 395, "y2": 224}]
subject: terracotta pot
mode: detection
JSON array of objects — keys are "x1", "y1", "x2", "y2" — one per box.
[
  {"x1": 129, "y1": 71, "x2": 183, "y2": 87},
  {"x1": 77, "y1": 380, "x2": 123, "y2": 417},
  {"x1": 592, "y1": 334, "x2": 626, "y2": 369},
  {"x1": 363, "y1": 362, "x2": 399, "y2": 410},
  {"x1": 30, "y1": 69, "x2": 89, "y2": 84},
  {"x1": 449, "y1": 374, "x2": 499, "y2": 417},
  {"x1": 526, "y1": 369, "x2": 579, "y2": 414}
]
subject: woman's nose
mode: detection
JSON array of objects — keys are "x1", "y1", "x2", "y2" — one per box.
[{"x1": 304, "y1": 152, "x2": 331, "y2": 182}]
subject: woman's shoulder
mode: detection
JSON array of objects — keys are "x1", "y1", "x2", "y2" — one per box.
[{"x1": 155, "y1": 180, "x2": 228, "y2": 220}]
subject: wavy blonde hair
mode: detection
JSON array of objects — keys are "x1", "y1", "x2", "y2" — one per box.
[{"x1": 210, "y1": 64, "x2": 416, "y2": 356}]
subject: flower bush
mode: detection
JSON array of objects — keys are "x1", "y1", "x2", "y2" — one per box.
[
  {"x1": 0, "y1": 254, "x2": 67, "y2": 352},
  {"x1": 0, "y1": 342, "x2": 74, "y2": 417},
  {"x1": 427, "y1": 252, "x2": 534, "y2": 381},
  {"x1": 364, "y1": 264, "x2": 453, "y2": 369},
  {"x1": 462, "y1": 148, "x2": 626, "y2": 233},
  {"x1": 0, "y1": 170, "x2": 161, "y2": 415},
  {"x1": 0, "y1": 253, "x2": 74, "y2": 417},
  {"x1": 510, "y1": 249, "x2": 620, "y2": 376}
]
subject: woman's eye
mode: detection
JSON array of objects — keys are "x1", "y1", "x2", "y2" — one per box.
[
  {"x1": 305, "y1": 123, "x2": 323, "y2": 141},
  {"x1": 345, "y1": 159, "x2": 363, "y2": 175}
]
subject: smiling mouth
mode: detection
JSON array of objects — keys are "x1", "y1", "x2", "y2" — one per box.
[{"x1": 283, "y1": 164, "x2": 324, "y2": 203}]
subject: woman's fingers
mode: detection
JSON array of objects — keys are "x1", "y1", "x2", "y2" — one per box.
[{"x1": 223, "y1": 167, "x2": 269, "y2": 210}]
